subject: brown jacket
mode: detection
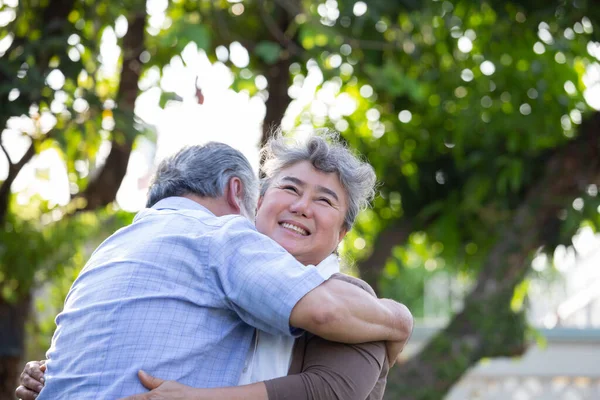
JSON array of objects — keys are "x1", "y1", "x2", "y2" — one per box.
[{"x1": 264, "y1": 273, "x2": 389, "y2": 400}]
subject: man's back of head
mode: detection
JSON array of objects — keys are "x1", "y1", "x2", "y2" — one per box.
[{"x1": 146, "y1": 142, "x2": 258, "y2": 218}]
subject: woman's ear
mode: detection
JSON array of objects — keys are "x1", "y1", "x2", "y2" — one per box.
[{"x1": 338, "y1": 227, "x2": 348, "y2": 244}]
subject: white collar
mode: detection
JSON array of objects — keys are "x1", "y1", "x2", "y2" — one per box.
[{"x1": 312, "y1": 254, "x2": 340, "y2": 280}]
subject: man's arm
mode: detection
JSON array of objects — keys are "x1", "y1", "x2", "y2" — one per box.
[
  {"x1": 266, "y1": 274, "x2": 393, "y2": 400},
  {"x1": 216, "y1": 219, "x2": 412, "y2": 344},
  {"x1": 290, "y1": 275, "x2": 414, "y2": 345}
]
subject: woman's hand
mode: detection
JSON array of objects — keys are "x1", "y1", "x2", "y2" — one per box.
[
  {"x1": 15, "y1": 360, "x2": 46, "y2": 400},
  {"x1": 119, "y1": 370, "x2": 200, "y2": 400},
  {"x1": 385, "y1": 340, "x2": 406, "y2": 368}
]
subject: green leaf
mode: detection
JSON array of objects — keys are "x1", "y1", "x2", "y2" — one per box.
[
  {"x1": 254, "y1": 41, "x2": 282, "y2": 65},
  {"x1": 159, "y1": 91, "x2": 182, "y2": 108},
  {"x1": 180, "y1": 23, "x2": 211, "y2": 51}
]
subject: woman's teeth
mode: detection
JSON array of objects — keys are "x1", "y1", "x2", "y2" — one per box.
[{"x1": 281, "y1": 222, "x2": 309, "y2": 236}]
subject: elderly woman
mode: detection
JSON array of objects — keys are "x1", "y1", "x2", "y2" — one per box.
[{"x1": 17, "y1": 130, "x2": 411, "y2": 400}]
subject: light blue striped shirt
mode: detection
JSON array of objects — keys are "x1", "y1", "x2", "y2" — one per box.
[{"x1": 39, "y1": 197, "x2": 325, "y2": 399}]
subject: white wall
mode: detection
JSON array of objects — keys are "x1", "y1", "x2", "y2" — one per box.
[{"x1": 401, "y1": 327, "x2": 600, "y2": 400}]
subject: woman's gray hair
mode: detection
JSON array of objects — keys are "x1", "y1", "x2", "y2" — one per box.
[
  {"x1": 147, "y1": 142, "x2": 258, "y2": 216},
  {"x1": 260, "y1": 129, "x2": 377, "y2": 231}
]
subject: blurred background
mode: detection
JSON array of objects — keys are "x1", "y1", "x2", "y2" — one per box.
[{"x1": 1, "y1": 0, "x2": 600, "y2": 399}]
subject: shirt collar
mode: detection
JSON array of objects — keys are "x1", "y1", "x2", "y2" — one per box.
[
  {"x1": 314, "y1": 254, "x2": 340, "y2": 280},
  {"x1": 151, "y1": 196, "x2": 215, "y2": 216}
]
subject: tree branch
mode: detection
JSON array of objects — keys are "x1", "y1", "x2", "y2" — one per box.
[
  {"x1": 0, "y1": 143, "x2": 36, "y2": 224},
  {"x1": 472, "y1": 111, "x2": 600, "y2": 299},
  {"x1": 209, "y1": 0, "x2": 233, "y2": 44},
  {"x1": 258, "y1": 0, "x2": 303, "y2": 55},
  {"x1": 0, "y1": 139, "x2": 11, "y2": 165}
]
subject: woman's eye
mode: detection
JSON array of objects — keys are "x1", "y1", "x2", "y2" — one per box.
[
  {"x1": 319, "y1": 198, "x2": 333, "y2": 206},
  {"x1": 282, "y1": 185, "x2": 298, "y2": 193}
]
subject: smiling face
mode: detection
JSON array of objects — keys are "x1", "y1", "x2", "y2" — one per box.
[{"x1": 255, "y1": 161, "x2": 348, "y2": 266}]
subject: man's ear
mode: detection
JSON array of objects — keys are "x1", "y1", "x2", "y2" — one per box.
[{"x1": 226, "y1": 177, "x2": 244, "y2": 214}]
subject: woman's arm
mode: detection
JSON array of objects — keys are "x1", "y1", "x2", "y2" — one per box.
[
  {"x1": 264, "y1": 274, "x2": 390, "y2": 400},
  {"x1": 123, "y1": 335, "x2": 387, "y2": 400},
  {"x1": 264, "y1": 334, "x2": 388, "y2": 400}
]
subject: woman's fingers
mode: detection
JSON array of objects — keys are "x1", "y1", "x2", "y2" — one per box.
[
  {"x1": 23, "y1": 361, "x2": 46, "y2": 385},
  {"x1": 21, "y1": 373, "x2": 44, "y2": 392},
  {"x1": 15, "y1": 385, "x2": 39, "y2": 400},
  {"x1": 138, "y1": 370, "x2": 165, "y2": 390}
]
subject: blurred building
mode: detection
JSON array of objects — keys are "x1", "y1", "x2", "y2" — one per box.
[{"x1": 407, "y1": 228, "x2": 600, "y2": 400}]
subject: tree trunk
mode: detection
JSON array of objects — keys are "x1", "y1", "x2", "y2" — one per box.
[
  {"x1": 261, "y1": 57, "x2": 292, "y2": 147},
  {"x1": 356, "y1": 220, "x2": 414, "y2": 295},
  {"x1": 0, "y1": 295, "x2": 31, "y2": 400},
  {"x1": 0, "y1": 144, "x2": 35, "y2": 225},
  {"x1": 77, "y1": 13, "x2": 146, "y2": 211},
  {"x1": 259, "y1": 0, "x2": 300, "y2": 147},
  {"x1": 384, "y1": 112, "x2": 600, "y2": 399}
]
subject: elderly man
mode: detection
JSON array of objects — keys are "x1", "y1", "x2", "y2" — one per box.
[{"x1": 25, "y1": 142, "x2": 411, "y2": 399}]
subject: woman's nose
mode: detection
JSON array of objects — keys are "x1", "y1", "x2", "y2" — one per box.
[{"x1": 289, "y1": 196, "x2": 312, "y2": 217}]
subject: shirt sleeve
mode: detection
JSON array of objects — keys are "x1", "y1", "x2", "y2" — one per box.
[
  {"x1": 264, "y1": 274, "x2": 389, "y2": 400},
  {"x1": 264, "y1": 335, "x2": 387, "y2": 400},
  {"x1": 210, "y1": 216, "x2": 325, "y2": 337}
]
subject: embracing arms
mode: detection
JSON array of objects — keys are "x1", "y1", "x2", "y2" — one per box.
[
  {"x1": 16, "y1": 338, "x2": 389, "y2": 400},
  {"x1": 218, "y1": 219, "x2": 413, "y2": 346},
  {"x1": 290, "y1": 276, "x2": 413, "y2": 345},
  {"x1": 120, "y1": 334, "x2": 387, "y2": 400},
  {"x1": 118, "y1": 274, "x2": 395, "y2": 400},
  {"x1": 17, "y1": 275, "x2": 403, "y2": 400}
]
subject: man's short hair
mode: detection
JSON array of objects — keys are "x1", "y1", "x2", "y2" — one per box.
[{"x1": 147, "y1": 142, "x2": 258, "y2": 217}]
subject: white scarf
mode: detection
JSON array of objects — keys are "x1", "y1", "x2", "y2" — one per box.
[{"x1": 237, "y1": 254, "x2": 340, "y2": 385}]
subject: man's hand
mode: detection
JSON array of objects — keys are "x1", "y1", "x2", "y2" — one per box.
[
  {"x1": 119, "y1": 370, "x2": 193, "y2": 400},
  {"x1": 15, "y1": 360, "x2": 46, "y2": 400}
]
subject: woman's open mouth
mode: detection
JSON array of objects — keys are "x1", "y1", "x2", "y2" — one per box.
[{"x1": 280, "y1": 222, "x2": 310, "y2": 236}]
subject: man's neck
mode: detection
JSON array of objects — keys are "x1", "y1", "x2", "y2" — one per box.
[{"x1": 182, "y1": 194, "x2": 236, "y2": 217}]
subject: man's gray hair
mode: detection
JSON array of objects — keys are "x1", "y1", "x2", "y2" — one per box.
[
  {"x1": 260, "y1": 129, "x2": 377, "y2": 231},
  {"x1": 147, "y1": 142, "x2": 258, "y2": 216}
]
